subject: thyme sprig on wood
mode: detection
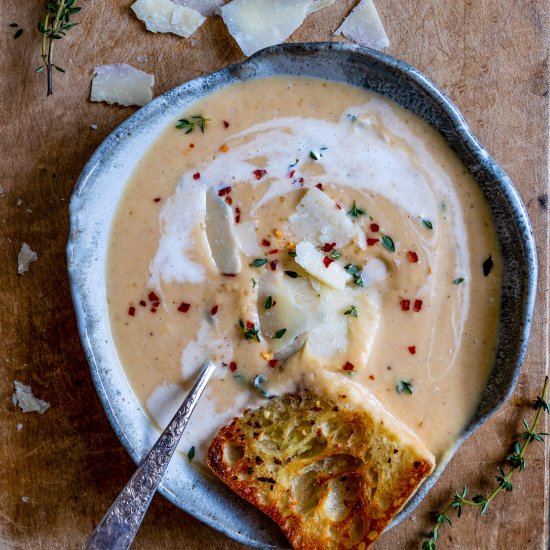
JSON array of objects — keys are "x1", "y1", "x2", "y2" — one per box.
[
  {"x1": 422, "y1": 376, "x2": 549, "y2": 550},
  {"x1": 37, "y1": 0, "x2": 81, "y2": 96}
]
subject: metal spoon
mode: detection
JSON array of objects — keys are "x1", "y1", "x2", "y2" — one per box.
[{"x1": 85, "y1": 360, "x2": 216, "y2": 550}]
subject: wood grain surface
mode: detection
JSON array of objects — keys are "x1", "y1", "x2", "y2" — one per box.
[{"x1": 0, "y1": 1, "x2": 548, "y2": 549}]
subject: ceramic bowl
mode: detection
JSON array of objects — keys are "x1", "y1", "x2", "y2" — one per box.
[{"x1": 67, "y1": 42, "x2": 537, "y2": 548}]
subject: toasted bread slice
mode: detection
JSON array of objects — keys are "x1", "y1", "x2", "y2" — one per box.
[{"x1": 208, "y1": 388, "x2": 435, "y2": 549}]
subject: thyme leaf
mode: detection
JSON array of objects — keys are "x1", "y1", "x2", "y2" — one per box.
[
  {"x1": 421, "y1": 218, "x2": 434, "y2": 230},
  {"x1": 344, "y1": 305, "x2": 358, "y2": 317},
  {"x1": 176, "y1": 115, "x2": 210, "y2": 134},
  {"x1": 396, "y1": 380, "x2": 413, "y2": 395},
  {"x1": 381, "y1": 235, "x2": 395, "y2": 253},
  {"x1": 347, "y1": 201, "x2": 367, "y2": 218}
]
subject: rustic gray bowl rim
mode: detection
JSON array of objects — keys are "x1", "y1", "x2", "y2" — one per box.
[{"x1": 67, "y1": 42, "x2": 537, "y2": 548}]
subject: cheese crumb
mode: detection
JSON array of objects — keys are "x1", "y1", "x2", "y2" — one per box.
[
  {"x1": 335, "y1": 0, "x2": 389, "y2": 50},
  {"x1": 17, "y1": 243, "x2": 38, "y2": 275},
  {"x1": 220, "y1": 0, "x2": 311, "y2": 57},
  {"x1": 91, "y1": 64, "x2": 154, "y2": 107},
  {"x1": 16, "y1": 423, "x2": 23, "y2": 432},
  {"x1": 12, "y1": 381, "x2": 50, "y2": 414},
  {"x1": 131, "y1": 0, "x2": 205, "y2": 37}
]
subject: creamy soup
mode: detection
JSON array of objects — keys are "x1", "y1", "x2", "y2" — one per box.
[{"x1": 107, "y1": 77, "x2": 500, "y2": 466}]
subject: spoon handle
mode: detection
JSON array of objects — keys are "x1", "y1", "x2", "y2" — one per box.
[{"x1": 85, "y1": 360, "x2": 216, "y2": 550}]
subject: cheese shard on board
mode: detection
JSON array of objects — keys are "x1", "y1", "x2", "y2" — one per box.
[
  {"x1": 17, "y1": 243, "x2": 38, "y2": 275},
  {"x1": 131, "y1": 0, "x2": 205, "y2": 37},
  {"x1": 290, "y1": 187, "x2": 356, "y2": 248},
  {"x1": 91, "y1": 64, "x2": 154, "y2": 107},
  {"x1": 295, "y1": 241, "x2": 349, "y2": 290},
  {"x1": 220, "y1": 0, "x2": 311, "y2": 57},
  {"x1": 172, "y1": 0, "x2": 224, "y2": 16},
  {"x1": 12, "y1": 381, "x2": 50, "y2": 414},
  {"x1": 306, "y1": 0, "x2": 335, "y2": 14},
  {"x1": 335, "y1": 0, "x2": 389, "y2": 50},
  {"x1": 205, "y1": 188, "x2": 242, "y2": 275}
]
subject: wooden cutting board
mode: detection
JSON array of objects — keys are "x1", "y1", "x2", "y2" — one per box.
[{"x1": 0, "y1": 1, "x2": 548, "y2": 548}]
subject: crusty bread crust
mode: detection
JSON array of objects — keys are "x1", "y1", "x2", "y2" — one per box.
[{"x1": 208, "y1": 392, "x2": 435, "y2": 549}]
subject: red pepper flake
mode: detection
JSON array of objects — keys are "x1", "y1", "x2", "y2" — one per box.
[
  {"x1": 408, "y1": 251, "x2": 419, "y2": 263},
  {"x1": 246, "y1": 320, "x2": 254, "y2": 331},
  {"x1": 225, "y1": 196, "x2": 233, "y2": 205},
  {"x1": 367, "y1": 238, "x2": 379, "y2": 246},
  {"x1": 153, "y1": 197, "x2": 161, "y2": 203},
  {"x1": 139, "y1": 300, "x2": 146, "y2": 307},
  {"x1": 261, "y1": 239, "x2": 271, "y2": 247},
  {"x1": 211, "y1": 305, "x2": 219, "y2": 316},
  {"x1": 270, "y1": 260, "x2": 278, "y2": 271},
  {"x1": 189, "y1": 143, "x2": 195, "y2": 148},
  {"x1": 400, "y1": 299, "x2": 411, "y2": 311},
  {"x1": 322, "y1": 242, "x2": 336, "y2": 252},
  {"x1": 178, "y1": 302, "x2": 191, "y2": 313},
  {"x1": 268, "y1": 359, "x2": 278, "y2": 368},
  {"x1": 151, "y1": 307, "x2": 157, "y2": 313},
  {"x1": 413, "y1": 299, "x2": 423, "y2": 312},
  {"x1": 223, "y1": 121, "x2": 230, "y2": 129},
  {"x1": 268, "y1": 249, "x2": 278, "y2": 255},
  {"x1": 293, "y1": 177, "x2": 304, "y2": 187},
  {"x1": 253, "y1": 169, "x2": 267, "y2": 180},
  {"x1": 315, "y1": 183, "x2": 324, "y2": 191},
  {"x1": 369, "y1": 374, "x2": 375, "y2": 381},
  {"x1": 408, "y1": 345, "x2": 417, "y2": 355},
  {"x1": 192, "y1": 172, "x2": 200, "y2": 180},
  {"x1": 323, "y1": 256, "x2": 334, "y2": 268},
  {"x1": 218, "y1": 186, "x2": 231, "y2": 196},
  {"x1": 335, "y1": 202, "x2": 342, "y2": 210},
  {"x1": 370, "y1": 223, "x2": 379, "y2": 232},
  {"x1": 128, "y1": 306, "x2": 136, "y2": 316},
  {"x1": 343, "y1": 361, "x2": 355, "y2": 371},
  {"x1": 148, "y1": 291, "x2": 160, "y2": 303},
  {"x1": 229, "y1": 361, "x2": 237, "y2": 372},
  {"x1": 288, "y1": 170, "x2": 295, "y2": 178},
  {"x1": 235, "y1": 207, "x2": 241, "y2": 224}
]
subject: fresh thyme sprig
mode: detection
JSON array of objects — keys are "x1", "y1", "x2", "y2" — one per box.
[
  {"x1": 37, "y1": 0, "x2": 81, "y2": 96},
  {"x1": 422, "y1": 376, "x2": 549, "y2": 550}
]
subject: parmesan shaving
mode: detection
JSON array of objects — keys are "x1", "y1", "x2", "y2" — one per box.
[
  {"x1": 172, "y1": 0, "x2": 224, "y2": 16},
  {"x1": 17, "y1": 242, "x2": 38, "y2": 275},
  {"x1": 335, "y1": 0, "x2": 389, "y2": 50},
  {"x1": 306, "y1": 0, "x2": 335, "y2": 14},
  {"x1": 12, "y1": 381, "x2": 50, "y2": 414},
  {"x1": 131, "y1": 0, "x2": 205, "y2": 37},
  {"x1": 91, "y1": 64, "x2": 154, "y2": 107},
  {"x1": 220, "y1": 0, "x2": 311, "y2": 57}
]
